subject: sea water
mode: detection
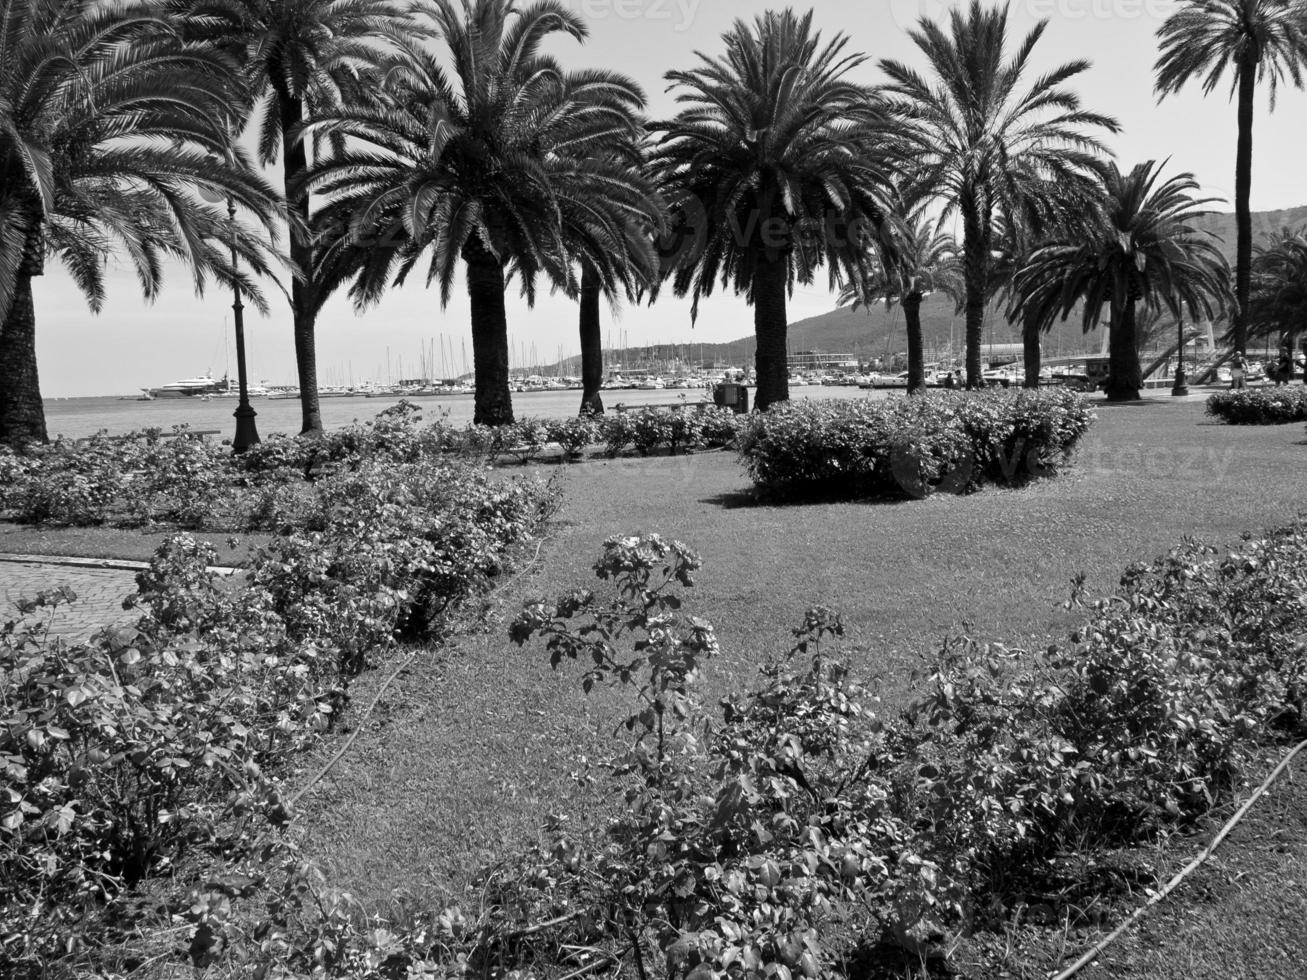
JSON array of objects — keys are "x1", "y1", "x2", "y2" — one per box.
[{"x1": 42, "y1": 386, "x2": 879, "y2": 441}]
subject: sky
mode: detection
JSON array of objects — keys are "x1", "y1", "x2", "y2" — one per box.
[{"x1": 32, "y1": 0, "x2": 1307, "y2": 396}]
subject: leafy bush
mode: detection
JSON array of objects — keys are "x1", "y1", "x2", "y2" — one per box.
[
  {"x1": 738, "y1": 389, "x2": 1094, "y2": 500},
  {"x1": 0, "y1": 453, "x2": 559, "y2": 977},
  {"x1": 12, "y1": 514, "x2": 1303, "y2": 978},
  {"x1": 500, "y1": 418, "x2": 551, "y2": 464},
  {"x1": 546, "y1": 415, "x2": 601, "y2": 459},
  {"x1": 0, "y1": 584, "x2": 301, "y2": 970},
  {"x1": 6, "y1": 434, "x2": 124, "y2": 525},
  {"x1": 122, "y1": 433, "x2": 233, "y2": 528},
  {"x1": 1206, "y1": 386, "x2": 1307, "y2": 424},
  {"x1": 697, "y1": 405, "x2": 745, "y2": 448},
  {"x1": 499, "y1": 521, "x2": 1307, "y2": 974}
]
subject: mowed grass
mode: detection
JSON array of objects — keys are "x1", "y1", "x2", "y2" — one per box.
[{"x1": 294, "y1": 397, "x2": 1307, "y2": 927}]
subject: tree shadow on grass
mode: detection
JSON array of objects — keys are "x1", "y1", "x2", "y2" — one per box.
[{"x1": 699, "y1": 485, "x2": 927, "y2": 510}]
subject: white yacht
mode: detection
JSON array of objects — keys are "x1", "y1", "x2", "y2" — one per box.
[{"x1": 149, "y1": 375, "x2": 227, "y2": 399}]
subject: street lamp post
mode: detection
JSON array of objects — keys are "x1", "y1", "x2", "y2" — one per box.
[
  {"x1": 228, "y1": 197, "x2": 260, "y2": 451},
  {"x1": 1171, "y1": 317, "x2": 1188, "y2": 397}
]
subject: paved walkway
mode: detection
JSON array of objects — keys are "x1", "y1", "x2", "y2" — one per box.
[{"x1": 0, "y1": 557, "x2": 142, "y2": 642}]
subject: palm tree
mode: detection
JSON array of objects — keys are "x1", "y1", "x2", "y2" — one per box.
[
  {"x1": 991, "y1": 209, "x2": 1103, "y2": 388},
  {"x1": 563, "y1": 145, "x2": 661, "y2": 416},
  {"x1": 0, "y1": 0, "x2": 281, "y2": 450},
  {"x1": 650, "y1": 9, "x2": 896, "y2": 411},
  {"x1": 307, "y1": 0, "x2": 652, "y2": 426},
  {"x1": 838, "y1": 205, "x2": 962, "y2": 394},
  {"x1": 1009, "y1": 161, "x2": 1231, "y2": 402},
  {"x1": 1155, "y1": 0, "x2": 1307, "y2": 357},
  {"x1": 173, "y1": 0, "x2": 425, "y2": 434},
  {"x1": 1248, "y1": 226, "x2": 1307, "y2": 351},
  {"x1": 879, "y1": 0, "x2": 1119, "y2": 389}
]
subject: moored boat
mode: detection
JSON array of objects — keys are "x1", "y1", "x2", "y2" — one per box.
[{"x1": 148, "y1": 375, "x2": 228, "y2": 398}]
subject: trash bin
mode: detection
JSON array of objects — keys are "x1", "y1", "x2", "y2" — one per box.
[{"x1": 713, "y1": 382, "x2": 750, "y2": 414}]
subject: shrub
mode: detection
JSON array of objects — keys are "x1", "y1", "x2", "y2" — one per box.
[
  {"x1": 697, "y1": 405, "x2": 745, "y2": 448},
  {"x1": 122, "y1": 432, "x2": 233, "y2": 528},
  {"x1": 1206, "y1": 386, "x2": 1307, "y2": 424},
  {"x1": 738, "y1": 389, "x2": 1094, "y2": 500},
  {"x1": 0, "y1": 455, "x2": 560, "y2": 977},
  {"x1": 500, "y1": 418, "x2": 550, "y2": 464},
  {"x1": 8, "y1": 434, "x2": 124, "y2": 525},
  {"x1": 501, "y1": 520, "x2": 1307, "y2": 973},
  {"x1": 545, "y1": 415, "x2": 601, "y2": 459},
  {"x1": 0, "y1": 585, "x2": 300, "y2": 970}
]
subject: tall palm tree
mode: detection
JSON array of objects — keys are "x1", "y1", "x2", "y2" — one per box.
[
  {"x1": 0, "y1": 0, "x2": 281, "y2": 449},
  {"x1": 991, "y1": 208, "x2": 1104, "y2": 388},
  {"x1": 838, "y1": 205, "x2": 962, "y2": 394},
  {"x1": 1248, "y1": 226, "x2": 1307, "y2": 351},
  {"x1": 1009, "y1": 161, "x2": 1231, "y2": 402},
  {"x1": 307, "y1": 0, "x2": 653, "y2": 426},
  {"x1": 173, "y1": 0, "x2": 424, "y2": 434},
  {"x1": 879, "y1": 0, "x2": 1119, "y2": 389},
  {"x1": 1155, "y1": 0, "x2": 1307, "y2": 357},
  {"x1": 650, "y1": 9, "x2": 896, "y2": 411}
]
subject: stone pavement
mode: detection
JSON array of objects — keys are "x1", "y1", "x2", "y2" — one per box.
[{"x1": 0, "y1": 557, "x2": 142, "y2": 643}]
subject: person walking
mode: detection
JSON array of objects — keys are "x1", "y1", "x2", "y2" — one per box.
[
  {"x1": 1274, "y1": 346, "x2": 1292, "y2": 386},
  {"x1": 1230, "y1": 351, "x2": 1247, "y2": 390}
]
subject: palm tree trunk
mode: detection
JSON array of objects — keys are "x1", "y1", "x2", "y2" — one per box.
[
  {"x1": 1022, "y1": 319, "x2": 1041, "y2": 389},
  {"x1": 0, "y1": 271, "x2": 48, "y2": 448},
  {"x1": 904, "y1": 292, "x2": 926, "y2": 394},
  {"x1": 1106, "y1": 299, "x2": 1142, "y2": 401},
  {"x1": 578, "y1": 262, "x2": 604, "y2": 415},
  {"x1": 752, "y1": 256, "x2": 790, "y2": 411},
  {"x1": 962, "y1": 202, "x2": 988, "y2": 389},
  {"x1": 280, "y1": 91, "x2": 323, "y2": 434},
  {"x1": 464, "y1": 241, "x2": 514, "y2": 426},
  {"x1": 1233, "y1": 56, "x2": 1255, "y2": 356}
]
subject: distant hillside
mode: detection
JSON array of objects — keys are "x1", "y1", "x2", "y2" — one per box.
[
  {"x1": 1194, "y1": 205, "x2": 1307, "y2": 264},
  {"x1": 749, "y1": 205, "x2": 1307, "y2": 362},
  {"x1": 553, "y1": 206, "x2": 1307, "y2": 373}
]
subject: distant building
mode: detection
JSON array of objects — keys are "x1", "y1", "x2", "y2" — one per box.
[{"x1": 787, "y1": 351, "x2": 858, "y2": 372}]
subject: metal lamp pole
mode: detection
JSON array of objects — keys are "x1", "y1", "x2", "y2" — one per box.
[
  {"x1": 228, "y1": 197, "x2": 260, "y2": 451},
  {"x1": 1171, "y1": 317, "x2": 1188, "y2": 397}
]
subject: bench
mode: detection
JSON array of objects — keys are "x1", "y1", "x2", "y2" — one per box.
[
  {"x1": 612, "y1": 401, "x2": 715, "y2": 415},
  {"x1": 73, "y1": 428, "x2": 223, "y2": 447}
]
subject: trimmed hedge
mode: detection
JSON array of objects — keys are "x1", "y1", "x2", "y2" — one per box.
[
  {"x1": 1205, "y1": 386, "x2": 1307, "y2": 425},
  {"x1": 737, "y1": 389, "x2": 1094, "y2": 500}
]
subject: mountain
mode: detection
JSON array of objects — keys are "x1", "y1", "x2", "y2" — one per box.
[
  {"x1": 560, "y1": 206, "x2": 1307, "y2": 374},
  {"x1": 1194, "y1": 205, "x2": 1307, "y2": 265},
  {"x1": 761, "y1": 205, "x2": 1307, "y2": 362}
]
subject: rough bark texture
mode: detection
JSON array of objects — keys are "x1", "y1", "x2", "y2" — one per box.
[
  {"x1": 465, "y1": 242, "x2": 514, "y2": 426},
  {"x1": 752, "y1": 257, "x2": 790, "y2": 411},
  {"x1": 1233, "y1": 56, "x2": 1255, "y2": 356},
  {"x1": 578, "y1": 263, "x2": 604, "y2": 415},
  {"x1": 0, "y1": 271, "x2": 48, "y2": 448},
  {"x1": 1023, "y1": 320, "x2": 1042, "y2": 389},
  {"x1": 1105, "y1": 299, "x2": 1143, "y2": 401},
  {"x1": 962, "y1": 202, "x2": 988, "y2": 389},
  {"x1": 279, "y1": 90, "x2": 323, "y2": 434},
  {"x1": 904, "y1": 292, "x2": 926, "y2": 394}
]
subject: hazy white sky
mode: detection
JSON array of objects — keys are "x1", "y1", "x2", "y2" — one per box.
[{"x1": 33, "y1": 0, "x2": 1307, "y2": 396}]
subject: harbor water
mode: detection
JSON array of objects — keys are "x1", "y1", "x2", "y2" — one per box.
[{"x1": 42, "y1": 385, "x2": 880, "y2": 442}]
